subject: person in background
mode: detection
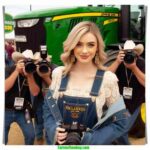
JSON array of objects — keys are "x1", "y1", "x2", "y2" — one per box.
[
  {"x1": 43, "y1": 21, "x2": 131, "y2": 145},
  {"x1": 32, "y1": 53, "x2": 57, "y2": 145},
  {"x1": 5, "y1": 40, "x2": 15, "y2": 66},
  {"x1": 5, "y1": 50, "x2": 40, "y2": 145},
  {"x1": 108, "y1": 40, "x2": 145, "y2": 144}
]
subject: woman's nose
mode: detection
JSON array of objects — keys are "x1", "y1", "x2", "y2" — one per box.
[{"x1": 82, "y1": 46, "x2": 88, "y2": 53}]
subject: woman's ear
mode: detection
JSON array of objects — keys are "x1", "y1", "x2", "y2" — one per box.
[
  {"x1": 70, "y1": 54, "x2": 76, "y2": 63},
  {"x1": 71, "y1": 50, "x2": 74, "y2": 55}
]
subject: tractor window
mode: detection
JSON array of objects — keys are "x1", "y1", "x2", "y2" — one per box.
[{"x1": 130, "y1": 5, "x2": 146, "y2": 41}]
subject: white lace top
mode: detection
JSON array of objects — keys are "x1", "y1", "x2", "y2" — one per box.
[{"x1": 50, "y1": 66, "x2": 120, "y2": 120}]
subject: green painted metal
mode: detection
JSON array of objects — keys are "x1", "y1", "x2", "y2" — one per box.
[
  {"x1": 4, "y1": 13, "x2": 14, "y2": 33},
  {"x1": 14, "y1": 7, "x2": 119, "y2": 19},
  {"x1": 14, "y1": 6, "x2": 120, "y2": 65}
]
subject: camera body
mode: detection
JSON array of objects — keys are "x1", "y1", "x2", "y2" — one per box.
[
  {"x1": 24, "y1": 58, "x2": 36, "y2": 73},
  {"x1": 38, "y1": 46, "x2": 50, "y2": 73},
  {"x1": 124, "y1": 49, "x2": 137, "y2": 64},
  {"x1": 61, "y1": 122, "x2": 86, "y2": 145}
]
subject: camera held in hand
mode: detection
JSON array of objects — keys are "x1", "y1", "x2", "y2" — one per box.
[
  {"x1": 123, "y1": 49, "x2": 137, "y2": 64},
  {"x1": 24, "y1": 58, "x2": 36, "y2": 73},
  {"x1": 60, "y1": 121, "x2": 86, "y2": 145},
  {"x1": 38, "y1": 45, "x2": 51, "y2": 73}
]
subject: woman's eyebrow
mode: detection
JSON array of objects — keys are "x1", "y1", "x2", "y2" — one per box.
[
  {"x1": 87, "y1": 41, "x2": 96, "y2": 44},
  {"x1": 79, "y1": 41, "x2": 96, "y2": 43}
]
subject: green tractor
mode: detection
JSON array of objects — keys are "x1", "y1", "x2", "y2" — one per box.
[
  {"x1": 14, "y1": 6, "x2": 121, "y2": 65},
  {"x1": 13, "y1": 5, "x2": 146, "y2": 138}
]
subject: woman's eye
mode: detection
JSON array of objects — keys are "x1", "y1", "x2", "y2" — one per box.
[
  {"x1": 88, "y1": 43, "x2": 95, "y2": 47},
  {"x1": 76, "y1": 43, "x2": 82, "y2": 47}
]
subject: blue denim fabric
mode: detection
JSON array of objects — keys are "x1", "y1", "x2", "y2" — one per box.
[
  {"x1": 81, "y1": 109, "x2": 130, "y2": 145},
  {"x1": 30, "y1": 94, "x2": 44, "y2": 140},
  {"x1": 114, "y1": 106, "x2": 140, "y2": 145},
  {"x1": 5, "y1": 110, "x2": 35, "y2": 145},
  {"x1": 43, "y1": 96, "x2": 57, "y2": 144},
  {"x1": 57, "y1": 95, "x2": 97, "y2": 128},
  {"x1": 5, "y1": 59, "x2": 14, "y2": 67},
  {"x1": 43, "y1": 70, "x2": 131, "y2": 145},
  {"x1": 45, "y1": 131, "x2": 52, "y2": 144},
  {"x1": 34, "y1": 100, "x2": 44, "y2": 140}
]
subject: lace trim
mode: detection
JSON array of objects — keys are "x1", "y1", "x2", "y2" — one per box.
[{"x1": 50, "y1": 67, "x2": 120, "y2": 120}]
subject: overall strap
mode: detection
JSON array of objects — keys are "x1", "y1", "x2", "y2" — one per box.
[
  {"x1": 59, "y1": 75, "x2": 69, "y2": 92},
  {"x1": 90, "y1": 70, "x2": 105, "y2": 96}
]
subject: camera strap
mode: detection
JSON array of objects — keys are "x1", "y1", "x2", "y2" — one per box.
[
  {"x1": 17, "y1": 75, "x2": 26, "y2": 97},
  {"x1": 14, "y1": 76, "x2": 26, "y2": 110},
  {"x1": 125, "y1": 68, "x2": 132, "y2": 87},
  {"x1": 123, "y1": 68, "x2": 133, "y2": 99}
]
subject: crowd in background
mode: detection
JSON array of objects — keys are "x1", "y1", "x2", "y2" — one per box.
[{"x1": 5, "y1": 39, "x2": 16, "y2": 67}]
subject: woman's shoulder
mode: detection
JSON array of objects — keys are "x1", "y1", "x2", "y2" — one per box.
[
  {"x1": 52, "y1": 66, "x2": 65, "y2": 77},
  {"x1": 50, "y1": 66, "x2": 65, "y2": 91},
  {"x1": 103, "y1": 70, "x2": 118, "y2": 82}
]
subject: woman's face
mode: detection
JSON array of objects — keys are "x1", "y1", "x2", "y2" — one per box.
[{"x1": 73, "y1": 32, "x2": 98, "y2": 64}]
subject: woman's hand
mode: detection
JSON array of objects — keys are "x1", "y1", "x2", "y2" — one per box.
[{"x1": 55, "y1": 127, "x2": 68, "y2": 145}]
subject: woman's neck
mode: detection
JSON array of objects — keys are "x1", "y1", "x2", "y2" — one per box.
[
  {"x1": 68, "y1": 61, "x2": 97, "y2": 90},
  {"x1": 72, "y1": 61, "x2": 97, "y2": 73}
]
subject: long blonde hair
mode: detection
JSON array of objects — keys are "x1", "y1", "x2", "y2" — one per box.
[{"x1": 61, "y1": 21, "x2": 107, "y2": 75}]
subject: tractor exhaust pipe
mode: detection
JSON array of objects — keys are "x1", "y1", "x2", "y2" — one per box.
[{"x1": 120, "y1": 5, "x2": 130, "y2": 42}]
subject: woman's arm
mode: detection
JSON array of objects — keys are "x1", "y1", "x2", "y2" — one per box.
[{"x1": 105, "y1": 72, "x2": 120, "y2": 106}]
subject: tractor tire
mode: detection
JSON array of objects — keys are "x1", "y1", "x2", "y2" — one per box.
[
  {"x1": 129, "y1": 103, "x2": 146, "y2": 138},
  {"x1": 104, "y1": 50, "x2": 119, "y2": 66}
]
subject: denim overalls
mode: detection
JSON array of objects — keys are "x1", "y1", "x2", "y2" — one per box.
[{"x1": 43, "y1": 70, "x2": 131, "y2": 145}]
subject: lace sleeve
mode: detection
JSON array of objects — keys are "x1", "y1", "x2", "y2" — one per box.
[
  {"x1": 50, "y1": 66, "x2": 64, "y2": 99},
  {"x1": 103, "y1": 71, "x2": 120, "y2": 106}
]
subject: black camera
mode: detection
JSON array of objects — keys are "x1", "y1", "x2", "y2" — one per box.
[
  {"x1": 38, "y1": 46, "x2": 50, "y2": 73},
  {"x1": 59, "y1": 102, "x2": 89, "y2": 145},
  {"x1": 24, "y1": 58, "x2": 36, "y2": 73},
  {"x1": 124, "y1": 49, "x2": 137, "y2": 64},
  {"x1": 61, "y1": 122, "x2": 86, "y2": 145}
]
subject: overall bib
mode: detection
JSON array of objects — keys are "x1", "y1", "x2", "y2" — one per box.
[{"x1": 44, "y1": 70, "x2": 131, "y2": 145}]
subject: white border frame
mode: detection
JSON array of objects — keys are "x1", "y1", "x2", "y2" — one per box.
[{"x1": 0, "y1": 1, "x2": 149, "y2": 150}]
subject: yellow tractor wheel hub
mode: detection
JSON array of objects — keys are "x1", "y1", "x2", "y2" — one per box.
[{"x1": 141, "y1": 103, "x2": 146, "y2": 123}]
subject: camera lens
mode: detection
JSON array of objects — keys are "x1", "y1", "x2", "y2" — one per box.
[
  {"x1": 25, "y1": 59, "x2": 36, "y2": 73},
  {"x1": 39, "y1": 63, "x2": 49, "y2": 73},
  {"x1": 65, "y1": 132, "x2": 81, "y2": 145},
  {"x1": 124, "y1": 55, "x2": 135, "y2": 64},
  {"x1": 124, "y1": 51, "x2": 136, "y2": 64},
  {"x1": 38, "y1": 60, "x2": 49, "y2": 73}
]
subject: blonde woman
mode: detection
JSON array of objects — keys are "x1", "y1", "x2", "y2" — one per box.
[{"x1": 43, "y1": 21, "x2": 130, "y2": 145}]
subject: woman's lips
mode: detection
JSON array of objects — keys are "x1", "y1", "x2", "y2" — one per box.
[{"x1": 80, "y1": 55, "x2": 89, "y2": 59}]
